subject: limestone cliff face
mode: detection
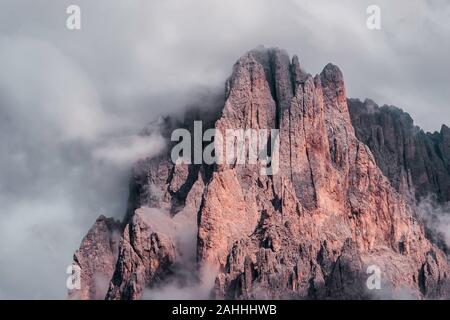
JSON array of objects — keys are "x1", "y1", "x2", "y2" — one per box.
[
  {"x1": 199, "y1": 48, "x2": 450, "y2": 299},
  {"x1": 348, "y1": 98, "x2": 450, "y2": 204},
  {"x1": 69, "y1": 216, "x2": 121, "y2": 300},
  {"x1": 105, "y1": 209, "x2": 177, "y2": 300},
  {"x1": 70, "y1": 48, "x2": 450, "y2": 300}
]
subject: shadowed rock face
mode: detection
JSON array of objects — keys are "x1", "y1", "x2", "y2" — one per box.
[
  {"x1": 70, "y1": 47, "x2": 450, "y2": 300},
  {"x1": 348, "y1": 98, "x2": 450, "y2": 203}
]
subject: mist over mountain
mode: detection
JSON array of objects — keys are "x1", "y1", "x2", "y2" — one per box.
[{"x1": 71, "y1": 47, "x2": 450, "y2": 300}]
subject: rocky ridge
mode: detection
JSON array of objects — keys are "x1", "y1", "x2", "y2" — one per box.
[
  {"x1": 70, "y1": 47, "x2": 450, "y2": 300},
  {"x1": 349, "y1": 98, "x2": 450, "y2": 203}
]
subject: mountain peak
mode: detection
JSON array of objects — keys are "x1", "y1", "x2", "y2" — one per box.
[
  {"x1": 71, "y1": 47, "x2": 450, "y2": 300},
  {"x1": 320, "y1": 62, "x2": 344, "y2": 84}
]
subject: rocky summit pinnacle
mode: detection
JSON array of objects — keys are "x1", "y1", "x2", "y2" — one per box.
[{"x1": 70, "y1": 47, "x2": 450, "y2": 300}]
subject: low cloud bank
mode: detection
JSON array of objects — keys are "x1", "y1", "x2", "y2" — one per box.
[{"x1": 417, "y1": 197, "x2": 450, "y2": 250}]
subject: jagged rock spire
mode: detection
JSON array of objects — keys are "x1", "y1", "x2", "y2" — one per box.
[{"x1": 71, "y1": 48, "x2": 450, "y2": 300}]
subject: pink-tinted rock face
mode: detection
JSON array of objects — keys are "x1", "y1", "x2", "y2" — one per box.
[
  {"x1": 71, "y1": 47, "x2": 450, "y2": 300},
  {"x1": 197, "y1": 48, "x2": 450, "y2": 299},
  {"x1": 69, "y1": 216, "x2": 121, "y2": 300}
]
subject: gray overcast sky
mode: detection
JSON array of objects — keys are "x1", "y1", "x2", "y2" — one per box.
[{"x1": 0, "y1": 0, "x2": 449, "y2": 298}]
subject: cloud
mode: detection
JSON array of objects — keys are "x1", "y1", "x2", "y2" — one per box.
[
  {"x1": 142, "y1": 265, "x2": 217, "y2": 300},
  {"x1": 0, "y1": 35, "x2": 164, "y2": 298},
  {"x1": 2, "y1": 0, "x2": 449, "y2": 131},
  {"x1": 0, "y1": 37, "x2": 113, "y2": 142},
  {"x1": 92, "y1": 134, "x2": 165, "y2": 167},
  {"x1": 369, "y1": 283, "x2": 420, "y2": 300},
  {"x1": 138, "y1": 207, "x2": 198, "y2": 265},
  {"x1": 0, "y1": 196, "x2": 85, "y2": 299}
]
